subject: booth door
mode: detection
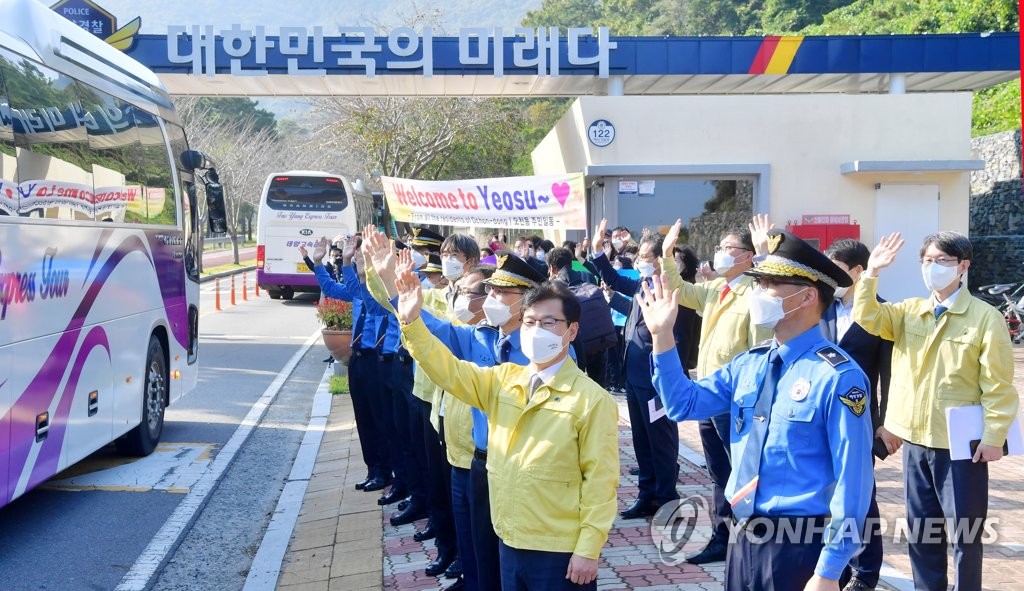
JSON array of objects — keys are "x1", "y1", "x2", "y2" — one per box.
[{"x1": 874, "y1": 184, "x2": 939, "y2": 302}]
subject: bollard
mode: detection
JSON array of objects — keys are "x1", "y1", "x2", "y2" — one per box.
[
  {"x1": 242, "y1": 272, "x2": 249, "y2": 301},
  {"x1": 255, "y1": 280, "x2": 261, "y2": 297},
  {"x1": 230, "y1": 274, "x2": 236, "y2": 306},
  {"x1": 215, "y1": 277, "x2": 221, "y2": 311}
]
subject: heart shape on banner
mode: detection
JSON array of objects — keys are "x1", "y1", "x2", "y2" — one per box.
[{"x1": 551, "y1": 182, "x2": 571, "y2": 207}]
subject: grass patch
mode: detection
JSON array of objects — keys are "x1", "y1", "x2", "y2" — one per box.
[
  {"x1": 201, "y1": 259, "x2": 256, "y2": 276},
  {"x1": 329, "y1": 374, "x2": 349, "y2": 395}
]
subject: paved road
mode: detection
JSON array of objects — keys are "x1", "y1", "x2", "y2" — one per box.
[
  {"x1": 0, "y1": 287, "x2": 325, "y2": 591},
  {"x1": 204, "y1": 245, "x2": 257, "y2": 268}
]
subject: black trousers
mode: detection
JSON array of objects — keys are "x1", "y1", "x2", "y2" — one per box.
[
  {"x1": 499, "y1": 541, "x2": 595, "y2": 591},
  {"x1": 348, "y1": 351, "x2": 387, "y2": 477},
  {"x1": 624, "y1": 373, "x2": 680, "y2": 505},
  {"x1": 726, "y1": 517, "x2": 825, "y2": 591},
  {"x1": 407, "y1": 394, "x2": 431, "y2": 509},
  {"x1": 903, "y1": 442, "x2": 988, "y2": 591},
  {"x1": 470, "y1": 452, "x2": 501, "y2": 591},
  {"x1": 381, "y1": 357, "x2": 415, "y2": 495},
  {"x1": 576, "y1": 348, "x2": 609, "y2": 389},
  {"x1": 698, "y1": 413, "x2": 733, "y2": 543},
  {"x1": 841, "y1": 480, "x2": 883, "y2": 588},
  {"x1": 423, "y1": 405, "x2": 457, "y2": 559}
]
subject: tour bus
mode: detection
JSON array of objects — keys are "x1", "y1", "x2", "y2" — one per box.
[
  {"x1": 0, "y1": 0, "x2": 226, "y2": 507},
  {"x1": 256, "y1": 171, "x2": 374, "y2": 300}
]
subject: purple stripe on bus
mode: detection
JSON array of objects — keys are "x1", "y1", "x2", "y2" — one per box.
[
  {"x1": 3, "y1": 235, "x2": 153, "y2": 505},
  {"x1": 27, "y1": 326, "x2": 110, "y2": 491},
  {"x1": 84, "y1": 228, "x2": 114, "y2": 288},
  {"x1": 257, "y1": 270, "x2": 320, "y2": 287}
]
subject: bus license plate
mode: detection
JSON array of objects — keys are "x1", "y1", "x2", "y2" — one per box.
[{"x1": 296, "y1": 263, "x2": 313, "y2": 273}]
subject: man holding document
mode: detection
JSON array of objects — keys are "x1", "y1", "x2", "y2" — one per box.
[{"x1": 853, "y1": 231, "x2": 1020, "y2": 591}]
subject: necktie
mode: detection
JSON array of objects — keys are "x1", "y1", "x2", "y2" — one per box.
[
  {"x1": 935, "y1": 305, "x2": 948, "y2": 320},
  {"x1": 730, "y1": 348, "x2": 782, "y2": 521},
  {"x1": 528, "y1": 374, "x2": 543, "y2": 400},
  {"x1": 719, "y1": 284, "x2": 732, "y2": 304},
  {"x1": 498, "y1": 337, "x2": 512, "y2": 363}
]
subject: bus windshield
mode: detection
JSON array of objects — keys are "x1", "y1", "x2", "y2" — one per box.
[{"x1": 266, "y1": 176, "x2": 347, "y2": 212}]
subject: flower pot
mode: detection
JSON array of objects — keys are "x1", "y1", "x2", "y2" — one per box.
[{"x1": 321, "y1": 328, "x2": 353, "y2": 365}]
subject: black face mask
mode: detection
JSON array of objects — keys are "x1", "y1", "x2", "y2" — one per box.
[{"x1": 333, "y1": 256, "x2": 344, "y2": 266}]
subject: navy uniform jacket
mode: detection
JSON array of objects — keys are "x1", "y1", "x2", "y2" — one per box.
[
  {"x1": 820, "y1": 297, "x2": 892, "y2": 431},
  {"x1": 650, "y1": 325, "x2": 873, "y2": 580},
  {"x1": 315, "y1": 264, "x2": 377, "y2": 350},
  {"x1": 593, "y1": 253, "x2": 688, "y2": 382}
]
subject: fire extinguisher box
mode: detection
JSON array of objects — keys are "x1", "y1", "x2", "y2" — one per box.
[{"x1": 786, "y1": 216, "x2": 860, "y2": 252}]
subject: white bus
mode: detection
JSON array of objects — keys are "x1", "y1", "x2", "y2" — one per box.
[
  {"x1": 256, "y1": 171, "x2": 373, "y2": 300},
  {"x1": 0, "y1": 0, "x2": 225, "y2": 507}
]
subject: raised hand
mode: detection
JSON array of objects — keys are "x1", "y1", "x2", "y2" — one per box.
[
  {"x1": 298, "y1": 244, "x2": 309, "y2": 259},
  {"x1": 592, "y1": 218, "x2": 608, "y2": 255},
  {"x1": 394, "y1": 265, "x2": 424, "y2": 325},
  {"x1": 361, "y1": 225, "x2": 395, "y2": 276},
  {"x1": 749, "y1": 214, "x2": 775, "y2": 256},
  {"x1": 640, "y1": 226, "x2": 652, "y2": 242},
  {"x1": 575, "y1": 238, "x2": 589, "y2": 261},
  {"x1": 866, "y1": 232, "x2": 904, "y2": 275},
  {"x1": 395, "y1": 247, "x2": 415, "y2": 279},
  {"x1": 662, "y1": 219, "x2": 682, "y2": 252},
  {"x1": 639, "y1": 274, "x2": 681, "y2": 353},
  {"x1": 311, "y1": 237, "x2": 330, "y2": 263}
]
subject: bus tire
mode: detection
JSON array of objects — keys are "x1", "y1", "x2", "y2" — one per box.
[
  {"x1": 280, "y1": 287, "x2": 294, "y2": 300},
  {"x1": 268, "y1": 290, "x2": 281, "y2": 300},
  {"x1": 117, "y1": 336, "x2": 166, "y2": 456}
]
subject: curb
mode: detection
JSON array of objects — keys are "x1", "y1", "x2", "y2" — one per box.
[{"x1": 200, "y1": 265, "x2": 257, "y2": 284}]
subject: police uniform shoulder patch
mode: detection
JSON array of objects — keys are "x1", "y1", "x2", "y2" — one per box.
[
  {"x1": 750, "y1": 339, "x2": 773, "y2": 352},
  {"x1": 839, "y1": 387, "x2": 867, "y2": 417},
  {"x1": 816, "y1": 346, "x2": 849, "y2": 367}
]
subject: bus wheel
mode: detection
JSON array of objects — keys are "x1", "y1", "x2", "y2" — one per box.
[
  {"x1": 268, "y1": 290, "x2": 281, "y2": 300},
  {"x1": 117, "y1": 336, "x2": 166, "y2": 456},
  {"x1": 280, "y1": 287, "x2": 294, "y2": 300}
]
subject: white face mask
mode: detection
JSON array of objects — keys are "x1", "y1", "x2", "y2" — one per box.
[
  {"x1": 453, "y1": 295, "x2": 477, "y2": 324},
  {"x1": 410, "y1": 250, "x2": 427, "y2": 270},
  {"x1": 483, "y1": 294, "x2": 518, "y2": 326},
  {"x1": 421, "y1": 277, "x2": 435, "y2": 291},
  {"x1": 520, "y1": 326, "x2": 567, "y2": 365},
  {"x1": 749, "y1": 287, "x2": 808, "y2": 329},
  {"x1": 832, "y1": 285, "x2": 849, "y2": 299},
  {"x1": 713, "y1": 250, "x2": 737, "y2": 274},
  {"x1": 611, "y1": 238, "x2": 625, "y2": 250},
  {"x1": 442, "y1": 257, "x2": 464, "y2": 281},
  {"x1": 535, "y1": 251, "x2": 546, "y2": 263},
  {"x1": 636, "y1": 262, "x2": 656, "y2": 278},
  {"x1": 922, "y1": 262, "x2": 960, "y2": 293}
]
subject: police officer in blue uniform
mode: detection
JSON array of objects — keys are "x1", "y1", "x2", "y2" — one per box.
[{"x1": 640, "y1": 229, "x2": 874, "y2": 591}]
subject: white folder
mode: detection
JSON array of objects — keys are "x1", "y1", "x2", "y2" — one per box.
[{"x1": 945, "y1": 404, "x2": 1024, "y2": 461}]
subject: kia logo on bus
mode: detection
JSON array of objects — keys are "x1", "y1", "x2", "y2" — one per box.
[{"x1": 299, "y1": 229, "x2": 313, "y2": 236}]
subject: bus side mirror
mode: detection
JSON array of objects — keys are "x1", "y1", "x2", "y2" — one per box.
[
  {"x1": 180, "y1": 150, "x2": 214, "y2": 171},
  {"x1": 205, "y1": 168, "x2": 227, "y2": 233}
]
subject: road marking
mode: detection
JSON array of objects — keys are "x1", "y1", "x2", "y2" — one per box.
[
  {"x1": 43, "y1": 443, "x2": 216, "y2": 493},
  {"x1": 244, "y1": 366, "x2": 334, "y2": 591},
  {"x1": 114, "y1": 330, "x2": 321, "y2": 591}
]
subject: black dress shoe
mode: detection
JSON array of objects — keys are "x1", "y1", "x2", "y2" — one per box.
[
  {"x1": 685, "y1": 539, "x2": 728, "y2": 564},
  {"x1": 413, "y1": 524, "x2": 435, "y2": 542},
  {"x1": 442, "y1": 577, "x2": 465, "y2": 590},
  {"x1": 362, "y1": 476, "x2": 391, "y2": 492},
  {"x1": 354, "y1": 477, "x2": 372, "y2": 490},
  {"x1": 397, "y1": 497, "x2": 411, "y2": 512},
  {"x1": 390, "y1": 503, "x2": 428, "y2": 527},
  {"x1": 378, "y1": 486, "x2": 407, "y2": 506},
  {"x1": 619, "y1": 498, "x2": 659, "y2": 519},
  {"x1": 424, "y1": 554, "x2": 456, "y2": 577},
  {"x1": 628, "y1": 467, "x2": 640, "y2": 476},
  {"x1": 444, "y1": 557, "x2": 463, "y2": 578}
]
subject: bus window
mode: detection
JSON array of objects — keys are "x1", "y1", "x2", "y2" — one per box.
[
  {"x1": 266, "y1": 175, "x2": 347, "y2": 212},
  {"x1": 0, "y1": 53, "x2": 16, "y2": 216},
  {"x1": 78, "y1": 84, "x2": 146, "y2": 224},
  {"x1": 166, "y1": 122, "x2": 197, "y2": 278},
  {"x1": 133, "y1": 109, "x2": 178, "y2": 226}
]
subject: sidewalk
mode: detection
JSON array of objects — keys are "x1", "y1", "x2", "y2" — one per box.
[{"x1": 275, "y1": 346, "x2": 1024, "y2": 590}]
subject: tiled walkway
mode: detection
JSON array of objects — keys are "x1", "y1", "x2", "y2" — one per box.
[{"x1": 277, "y1": 346, "x2": 1024, "y2": 590}]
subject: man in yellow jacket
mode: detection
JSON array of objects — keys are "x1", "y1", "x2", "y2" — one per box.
[
  {"x1": 394, "y1": 270, "x2": 620, "y2": 590},
  {"x1": 853, "y1": 231, "x2": 1019, "y2": 591}
]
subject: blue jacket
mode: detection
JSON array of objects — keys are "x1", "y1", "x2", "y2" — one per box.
[{"x1": 651, "y1": 325, "x2": 873, "y2": 580}]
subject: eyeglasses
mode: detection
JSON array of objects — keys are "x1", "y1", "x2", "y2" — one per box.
[
  {"x1": 920, "y1": 257, "x2": 959, "y2": 267},
  {"x1": 522, "y1": 317, "x2": 568, "y2": 331},
  {"x1": 484, "y1": 285, "x2": 524, "y2": 297},
  {"x1": 715, "y1": 244, "x2": 751, "y2": 253},
  {"x1": 458, "y1": 290, "x2": 487, "y2": 298}
]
